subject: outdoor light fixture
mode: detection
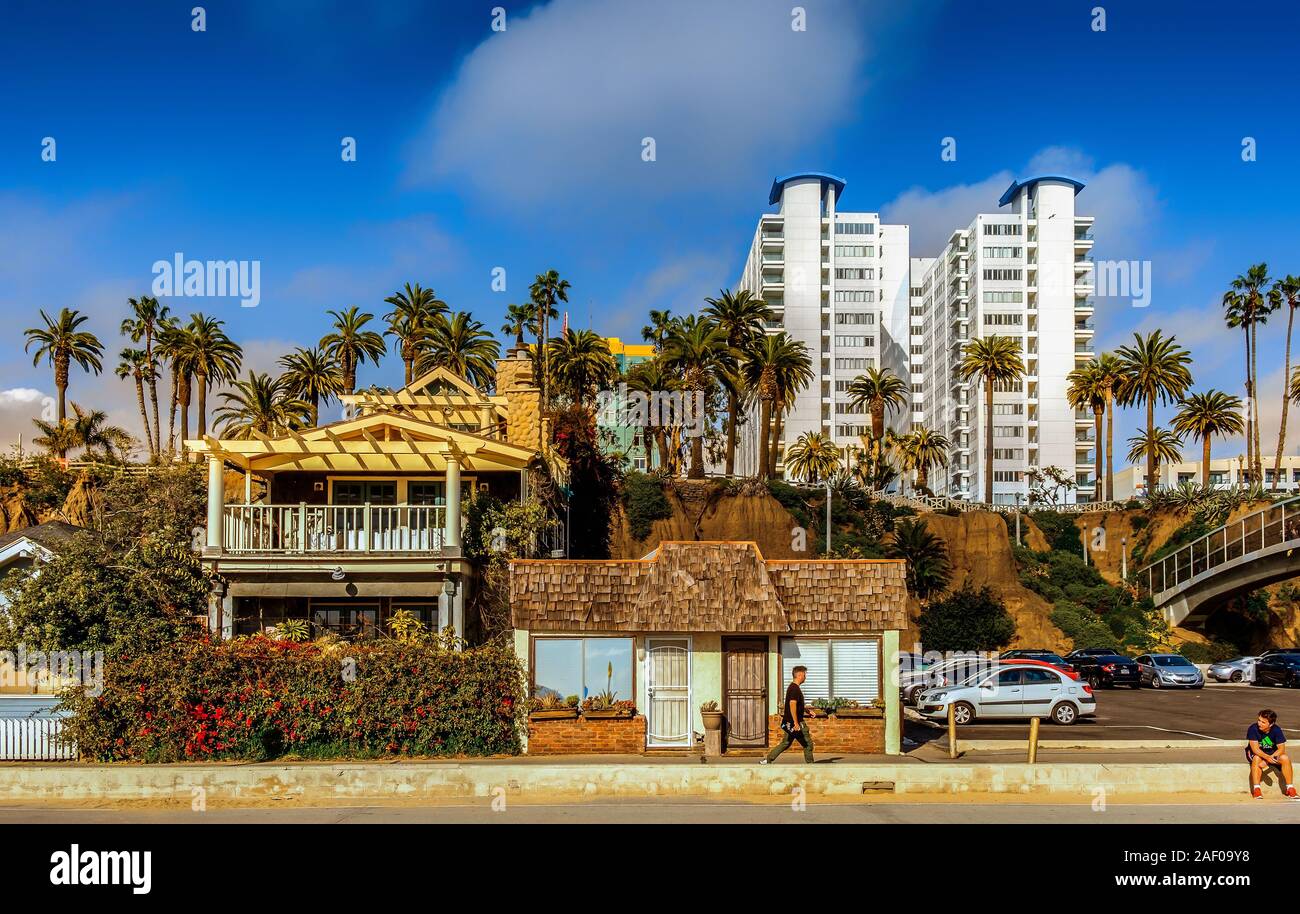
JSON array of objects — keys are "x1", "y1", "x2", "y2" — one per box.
[
  {"x1": 330, "y1": 566, "x2": 345, "y2": 581},
  {"x1": 442, "y1": 579, "x2": 456, "y2": 596}
]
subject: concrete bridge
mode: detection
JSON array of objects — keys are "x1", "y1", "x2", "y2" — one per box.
[{"x1": 1139, "y1": 497, "x2": 1300, "y2": 627}]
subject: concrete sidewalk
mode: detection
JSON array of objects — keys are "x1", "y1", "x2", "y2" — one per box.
[{"x1": 0, "y1": 745, "x2": 1265, "y2": 806}]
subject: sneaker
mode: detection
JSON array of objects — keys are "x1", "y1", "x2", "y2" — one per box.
[
  {"x1": 1287, "y1": 786, "x2": 1299, "y2": 800},
  {"x1": 1252, "y1": 785, "x2": 1264, "y2": 799},
  {"x1": 759, "y1": 758, "x2": 771, "y2": 765}
]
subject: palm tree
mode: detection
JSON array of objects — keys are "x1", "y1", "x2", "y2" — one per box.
[
  {"x1": 626, "y1": 359, "x2": 679, "y2": 471},
  {"x1": 846, "y1": 367, "x2": 908, "y2": 442},
  {"x1": 414, "y1": 312, "x2": 500, "y2": 390},
  {"x1": 320, "y1": 307, "x2": 386, "y2": 394},
  {"x1": 703, "y1": 289, "x2": 773, "y2": 476},
  {"x1": 213, "y1": 372, "x2": 312, "y2": 439},
  {"x1": 641, "y1": 309, "x2": 676, "y2": 350},
  {"x1": 1116, "y1": 330, "x2": 1193, "y2": 497},
  {"x1": 1126, "y1": 428, "x2": 1183, "y2": 475},
  {"x1": 23, "y1": 308, "x2": 104, "y2": 453},
  {"x1": 1067, "y1": 360, "x2": 1106, "y2": 501},
  {"x1": 279, "y1": 346, "x2": 344, "y2": 427},
  {"x1": 115, "y1": 347, "x2": 154, "y2": 458},
  {"x1": 1091, "y1": 353, "x2": 1125, "y2": 501},
  {"x1": 178, "y1": 313, "x2": 242, "y2": 440},
  {"x1": 1270, "y1": 275, "x2": 1300, "y2": 490},
  {"x1": 383, "y1": 283, "x2": 447, "y2": 385},
  {"x1": 546, "y1": 328, "x2": 617, "y2": 405},
  {"x1": 1172, "y1": 390, "x2": 1246, "y2": 488},
  {"x1": 501, "y1": 302, "x2": 536, "y2": 351},
  {"x1": 156, "y1": 315, "x2": 184, "y2": 455},
  {"x1": 739, "y1": 332, "x2": 813, "y2": 480},
  {"x1": 784, "y1": 431, "x2": 842, "y2": 484},
  {"x1": 121, "y1": 295, "x2": 169, "y2": 456},
  {"x1": 957, "y1": 335, "x2": 1025, "y2": 504},
  {"x1": 33, "y1": 403, "x2": 132, "y2": 461},
  {"x1": 1226, "y1": 263, "x2": 1275, "y2": 480},
  {"x1": 530, "y1": 270, "x2": 571, "y2": 411},
  {"x1": 896, "y1": 427, "x2": 950, "y2": 495},
  {"x1": 886, "y1": 518, "x2": 951, "y2": 600},
  {"x1": 661, "y1": 316, "x2": 730, "y2": 479}
]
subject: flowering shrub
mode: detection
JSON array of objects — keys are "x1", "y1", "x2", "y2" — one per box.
[{"x1": 59, "y1": 634, "x2": 528, "y2": 761}]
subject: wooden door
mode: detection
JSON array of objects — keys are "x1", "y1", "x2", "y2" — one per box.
[{"x1": 724, "y1": 638, "x2": 768, "y2": 747}]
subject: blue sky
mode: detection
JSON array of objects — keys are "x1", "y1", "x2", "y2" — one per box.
[{"x1": 2, "y1": 0, "x2": 1299, "y2": 457}]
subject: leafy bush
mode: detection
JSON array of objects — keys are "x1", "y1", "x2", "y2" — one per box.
[
  {"x1": 1050, "y1": 600, "x2": 1119, "y2": 649},
  {"x1": 60, "y1": 634, "x2": 528, "y2": 761},
  {"x1": 886, "y1": 518, "x2": 952, "y2": 600},
  {"x1": 1028, "y1": 510, "x2": 1083, "y2": 557},
  {"x1": 621, "y1": 471, "x2": 673, "y2": 541},
  {"x1": 766, "y1": 479, "x2": 812, "y2": 529},
  {"x1": 1178, "y1": 640, "x2": 1239, "y2": 664},
  {"x1": 918, "y1": 583, "x2": 1016, "y2": 652}
]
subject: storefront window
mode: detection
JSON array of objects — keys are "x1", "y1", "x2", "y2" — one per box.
[
  {"x1": 780, "y1": 638, "x2": 880, "y2": 703},
  {"x1": 533, "y1": 637, "x2": 634, "y2": 702}
]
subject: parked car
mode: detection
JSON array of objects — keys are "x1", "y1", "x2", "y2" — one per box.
[
  {"x1": 916, "y1": 665, "x2": 1096, "y2": 726},
  {"x1": 1069, "y1": 653, "x2": 1142, "y2": 689},
  {"x1": 1251, "y1": 653, "x2": 1300, "y2": 688},
  {"x1": 1000, "y1": 649, "x2": 1075, "y2": 674},
  {"x1": 1207, "y1": 656, "x2": 1258, "y2": 683},
  {"x1": 1134, "y1": 654, "x2": 1204, "y2": 689},
  {"x1": 1259, "y1": 648, "x2": 1300, "y2": 658},
  {"x1": 900, "y1": 655, "x2": 999, "y2": 704},
  {"x1": 1067, "y1": 647, "x2": 1128, "y2": 659}
]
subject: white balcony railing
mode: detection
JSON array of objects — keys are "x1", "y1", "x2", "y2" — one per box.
[{"x1": 223, "y1": 504, "x2": 447, "y2": 554}]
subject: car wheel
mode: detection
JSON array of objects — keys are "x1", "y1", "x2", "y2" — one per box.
[
  {"x1": 951, "y1": 702, "x2": 975, "y2": 725},
  {"x1": 1231, "y1": 671, "x2": 1243, "y2": 683},
  {"x1": 1050, "y1": 702, "x2": 1078, "y2": 725},
  {"x1": 1150, "y1": 676, "x2": 1161, "y2": 689},
  {"x1": 1193, "y1": 683, "x2": 1204, "y2": 690},
  {"x1": 1088, "y1": 674, "x2": 1101, "y2": 689}
]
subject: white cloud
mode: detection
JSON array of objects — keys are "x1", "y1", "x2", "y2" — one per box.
[
  {"x1": 881, "y1": 172, "x2": 1013, "y2": 256},
  {"x1": 408, "y1": 0, "x2": 889, "y2": 210}
]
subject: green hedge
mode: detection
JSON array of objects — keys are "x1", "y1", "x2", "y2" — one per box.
[
  {"x1": 622, "y1": 471, "x2": 673, "y2": 541},
  {"x1": 59, "y1": 635, "x2": 528, "y2": 762}
]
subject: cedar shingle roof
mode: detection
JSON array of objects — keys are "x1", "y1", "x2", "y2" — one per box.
[{"x1": 511, "y1": 541, "x2": 907, "y2": 633}]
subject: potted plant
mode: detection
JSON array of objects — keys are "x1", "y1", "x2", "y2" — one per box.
[
  {"x1": 811, "y1": 697, "x2": 850, "y2": 718},
  {"x1": 529, "y1": 692, "x2": 579, "y2": 720},
  {"x1": 581, "y1": 693, "x2": 636, "y2": 718},
  {"x1": 700, "y1": 700, "x2": 724, "y2": 731},
  {"x1": 832, "y1": 698, "x2": 884, "y2": 718}
]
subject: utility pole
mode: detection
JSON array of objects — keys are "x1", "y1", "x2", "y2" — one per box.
[{"x1": 825, "y1": 478, "x2": 832, "y2": 556}]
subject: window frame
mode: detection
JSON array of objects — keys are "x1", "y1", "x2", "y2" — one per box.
[
  {"x1": 777, "y1": 635, "x2": 883, "y2": 704},
  {"x1": 528, "y1": 634, "x2": 638, "y2": 703}
]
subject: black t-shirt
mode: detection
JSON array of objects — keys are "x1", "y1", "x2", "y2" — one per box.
[
  {"x1": 782, "y1": 682, "x2": 806, "y2": 726},
  {"x1": 1246, "y1": 723, "x2": 1286, "y2": 761}
]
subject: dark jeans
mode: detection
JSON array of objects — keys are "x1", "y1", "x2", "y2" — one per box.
[{"x1": 766, "y1": 720, "x2": 814, "y2": 763}]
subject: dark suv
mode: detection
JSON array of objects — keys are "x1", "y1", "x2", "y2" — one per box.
[{"x1": 1069, "y1": 653, "x2": 1141, "y2": 688}]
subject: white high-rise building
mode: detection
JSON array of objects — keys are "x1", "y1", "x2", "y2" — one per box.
[
  {"x1": 735, "y1": 173, "x2": 911, "y2": 474},
  {"x1": 912, "y1": 176, "x2": 1096, "y2": 504}
]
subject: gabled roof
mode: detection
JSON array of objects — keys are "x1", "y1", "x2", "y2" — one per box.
[
  {"x1": 187, "y1": 410, "x2": 538, "y2": 473},
  {"x1": 511, "y1": 541, "x2": 907, "y2": 633},
  {"x1": 0, "y1": 520, "x2": 83, "y2": 563}
]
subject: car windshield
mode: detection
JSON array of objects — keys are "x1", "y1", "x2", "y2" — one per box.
[
  {"x1": 1153, "y1": 656, "x2": 1195, "y2": 667},
  {"x1": 1271, "y1": 654, "x2": 1300, "y2": 663},
  {"x1": 1224, "y1": 657, "x2": 1250, "y2": 664},
  {"x1": 1096, "y1": 655, "x2": 1129, "y2": 663}
]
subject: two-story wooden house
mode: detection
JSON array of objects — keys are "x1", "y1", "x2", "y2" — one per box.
[{"x1": 187, "y1": 350, "x2": 548, "y2": 641}]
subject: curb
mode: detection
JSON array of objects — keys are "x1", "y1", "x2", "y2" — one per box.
[
  {"x1": 0, "y1": 761, "x2": 1261, "y2": 803},
  {"x1": 948, "y1": 739, "x2": 1237, "y2": 751}
]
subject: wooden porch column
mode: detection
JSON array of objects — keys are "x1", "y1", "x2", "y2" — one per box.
[
  {"x1": 206, "y1": 455, "x2": 224, "y2": 554},
  {"x1": 444, "y1": 455, "x2": 462, "y2": 555}
]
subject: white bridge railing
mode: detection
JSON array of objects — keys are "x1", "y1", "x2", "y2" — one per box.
[
  {"x1": 223, "y1": 504, "x2": 448, "y2": 554},
  {"x1": 1138, "y1": 496, "x2": 1300, "y2": 603}
]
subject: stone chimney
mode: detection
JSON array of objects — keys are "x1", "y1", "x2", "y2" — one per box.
[{"x1": 498, "y1": 348, "x2": 542, "y2": 450}]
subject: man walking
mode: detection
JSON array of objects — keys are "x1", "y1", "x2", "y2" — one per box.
[
  {"x1": 1248, "y1": 708, "x2": 1299, "y2": 799},
  {"x1": 761, "y1": 665, "x2": 814, "y2": 764}
]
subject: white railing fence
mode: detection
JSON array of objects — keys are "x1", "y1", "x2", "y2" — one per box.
[{"x1": 224, "y1": 504, "x2": 448, "y2": 554}]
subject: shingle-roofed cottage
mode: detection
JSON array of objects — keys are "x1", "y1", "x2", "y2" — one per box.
[{"x1": 511, "y1": 541, "x2": 909, "y2": 756}]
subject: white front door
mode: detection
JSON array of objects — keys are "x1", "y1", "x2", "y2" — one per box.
[{"x1": 646, "y1": 638, "x2": 691, "y2": 747}]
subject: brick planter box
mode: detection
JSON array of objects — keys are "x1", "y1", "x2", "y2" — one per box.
[
  {"x1": 766, "y1": 713, "x2": 884, "y2": 755},
  {"x1": 527, "y1": 714, "x2": 647, "y2": 755}
]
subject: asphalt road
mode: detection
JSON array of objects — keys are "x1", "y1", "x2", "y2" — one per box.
[
  {"x1": 3, "y1": 798, "x2": 1298, "y2": 824},
  {"x1": 909, "y1": 681, "x2": 1300, "y2": 742}
]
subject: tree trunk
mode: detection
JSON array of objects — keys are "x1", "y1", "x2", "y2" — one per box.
[
  {"x1": 1093, "y1": 407, "x2": 1103, "y2": 500},
  {"x1": 1252, "y1": 318, "x2": 1262, "y2": 480},
  {"x1": 55, "y1": 353, "x2": 69, "y2": 424},
  {"x1": 196, "y1": 370, "x2": 209, "y2": 438},
  {"x1": 343, "y1": 352, "x2": 356, "y2": 395},
  {"x1": 135, "y1": 376, "x2": 152, "y2": 460},
  {"x1": 179, "y1": 375, "x2": 191, "y2": 448},
  {"x1": 769, "y1": 406, "x2": 785, "y2": 478},
  {"x1": 689, "y1": 433, "x2": 704, "y2": 479},
  {"x1": 871, "y1": 400, "x2": 884, "y2": 441},
  {"x1": 1244, "y1": 323, "x2": 1254, "y2": 481},
  {"x1": 1146, "y1": 398, "x2": 1156, "y2": 496},
  {"x1": 1203, "y1": 435, "x2": 1212, "y2": 488},
  {"x1": 984, "y1": 381, "x2": 994, "y2": 504},
  {"x1": 309, "y1": 395, "x2": 319, "y2": 428},
  {"x1": 757, "y1": 398, "x2": 772, "y2": 480},
  {"x1": 724, "y1": 390, "x2": 737, "y2": 476},
  {"x1": 168, "y1": 370, "x2": 179, "y2": 458},
  {"x1": 1274, "y1": 304, "x2": 1295, "y2": 492},
  {"x1": 1105, "y1": 394, "x2": 1115, "y2": 502}
]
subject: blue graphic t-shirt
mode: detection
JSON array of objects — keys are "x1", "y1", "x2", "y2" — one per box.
[{"x1": 1247, "y1": 723, "x2": 1286, "y2": 761}]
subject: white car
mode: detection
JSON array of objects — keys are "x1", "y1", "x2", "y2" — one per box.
[{"x1": 916, "y1": 665, "x2": 1097, "y2": 726}]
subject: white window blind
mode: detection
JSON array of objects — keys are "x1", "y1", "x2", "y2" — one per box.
[
  {"x1": 781, "y1": 638, "x2": 880, "y2": 702},
  {"x1": 780, "y1": 639, "x2": 829, "y2": 701}
]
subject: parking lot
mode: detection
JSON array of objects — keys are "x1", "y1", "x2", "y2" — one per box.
[{"x1": 908, "y1": 682, "x2": 1300, "y2": 742}]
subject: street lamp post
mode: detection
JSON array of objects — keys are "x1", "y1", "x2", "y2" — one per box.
[
  {"x1": 1014, "y1": 493, "x2": 1022, "y2": 546},
  {"x1": 1121, "y1": 536, "x2": 1128, "y2": 581}
]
